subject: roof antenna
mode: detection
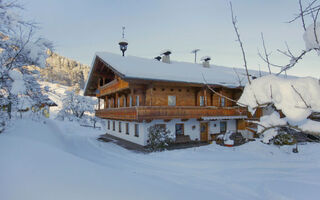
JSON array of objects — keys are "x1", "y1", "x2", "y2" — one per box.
[
  {"x1": 122, "y1": 26, "x2": 125, "y2": 38},
  {"x1": 191, "y1": 49, "x2": 200, "y2": 63}
]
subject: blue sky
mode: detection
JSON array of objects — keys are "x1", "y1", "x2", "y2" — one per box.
[{"x1": 21, "y1": 0, "x2": 319, "y2": 77}]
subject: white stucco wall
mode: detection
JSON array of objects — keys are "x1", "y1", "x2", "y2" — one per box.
[
  {"x1": 105, "y1": 119, "x2": 238, "y2": 146},
  {"x1": 106, "y1": 120, "x2": 146, "y2": 146},
  {"x1": 144, "y1": 118, "x2": 201, "y2": 141},
  {"x1": 208, "y1": 120, "x2": 237, "y2": 134}
]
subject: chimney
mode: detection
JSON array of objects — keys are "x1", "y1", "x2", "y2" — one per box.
[
  {"x1": 201, "y1": 56, "x2": 211, "y2": 68},
  {"x1": 160, "y1": 50, "x2": 171, "y2": 64}
]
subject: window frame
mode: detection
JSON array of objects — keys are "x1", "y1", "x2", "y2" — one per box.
[
  {"x1": 175, "y1": 123, "x2": 184, "y2": 135},
  {"x1": 126, "y1": 123, "x2": 129, "y2": 135},
  {"x1": 200, "y1": 96, "x2": 204, "y2": 106},
  {"x1": 220, "y1": 97, "x2": 225, "y2": 107},
  {"x1": 134, "y1": 124, "x2": 139, "y2": 137},
  {"x1": 168, "y1": 95, "x2": 176, "y2": 106}
]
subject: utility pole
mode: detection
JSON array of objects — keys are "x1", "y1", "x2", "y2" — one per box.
[{"x1": 191, "y1": 49, "x2": 200, "y2": 63}]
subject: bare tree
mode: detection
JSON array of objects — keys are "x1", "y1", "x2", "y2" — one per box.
[{"x1": 230, "y1": 2, "x2": 251, "y2": 84}]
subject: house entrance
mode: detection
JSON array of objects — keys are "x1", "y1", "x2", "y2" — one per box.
[
  {"x1": 200, "y1": 122, "x2": 208, "y2": 142},
  {"x1": 220, "y1": 121, "x2": 227, "y2": 133}
]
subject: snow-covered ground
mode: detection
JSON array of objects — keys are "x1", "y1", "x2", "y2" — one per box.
[
  {"x1": 0, "y1": 118, "x2": 319, "y2": 200},
  {"x1": 1, "y1": 81, "x2": 319, "y2": 200}
]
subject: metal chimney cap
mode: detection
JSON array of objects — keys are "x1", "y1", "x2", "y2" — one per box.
[
  {"x1": 160, "y1": 49, "x2": 172, "y2": 56},
  {"x1": 201, "y1": 56, "x2": 211, "y2": 62}
]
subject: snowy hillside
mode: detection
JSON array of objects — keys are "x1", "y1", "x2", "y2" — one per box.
[
  {"x1": 1, "y1": 118, "x2": 320, "y2": 199},
  {"x1": 40, "y1": 81, "x2": 75, "y2": 118}
]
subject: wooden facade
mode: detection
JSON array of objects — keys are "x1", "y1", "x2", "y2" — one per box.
[
  {"x1": 96, "y1": 106, "x2": 247, "y2": 121},
  {"x1": 84, "y1": 55, "x2": 253, "y2": 122}
]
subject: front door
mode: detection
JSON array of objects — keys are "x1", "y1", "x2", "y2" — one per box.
[
  {"x1": 200, "y1": 122, "x2": 208, "y2": 142},
  {"x1": 220, "y1": 121, "x2": 227, "y2": 133}
]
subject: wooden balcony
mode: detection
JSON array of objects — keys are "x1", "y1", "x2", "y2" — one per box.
[
  {"x1": 95, "y1": 106, "x2": 247, "y2": 121},
  {"x1": 97, "y1": 79, "x2": 129, "y2": 97}
]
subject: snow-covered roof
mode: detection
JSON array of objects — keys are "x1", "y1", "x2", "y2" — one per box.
[{"x1": 84, "y1": 52, "x2": 264, "y2": 96}]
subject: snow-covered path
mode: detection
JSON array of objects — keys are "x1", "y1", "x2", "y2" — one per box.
[{"x1": 1, "y1": 119, "x2": 320, "y2": 200}]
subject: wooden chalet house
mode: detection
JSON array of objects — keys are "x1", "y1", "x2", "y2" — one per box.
[{"x1": 84, "y1": 51, "x2": 259, "y2": 146}]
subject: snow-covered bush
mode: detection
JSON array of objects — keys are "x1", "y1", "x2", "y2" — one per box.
[
  {"x1": 57, "y1": 90, "x2": 97, "y2": 121},
  {"x1": 147, "y1": 125, "x2": 175, "y2": 151},
  {"x1": 57, "y1": 90, "x2": 103, "y2": 128}
]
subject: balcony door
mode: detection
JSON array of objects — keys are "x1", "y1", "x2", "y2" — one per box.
[{"x1": 200, "y1": 122, "x2": 208, "y2": 142}]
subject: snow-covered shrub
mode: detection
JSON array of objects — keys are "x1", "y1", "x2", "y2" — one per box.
[
  {"x1": 57, "y1": 90, "x2": 102, "y2": 128},
  {"x1": 273, "y1": 133, "x2": 296, "y2": 146},
  {"x1": 57, "y1": 90, "x2": 97, "y2": 121},
  {"x1": 147, "y1": 125, "x2": 175, "y2": 151}
]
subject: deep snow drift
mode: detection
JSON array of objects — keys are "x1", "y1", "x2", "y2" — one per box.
[{"x1": 0, "y1": 119, "x2": 319, "y2": 200}]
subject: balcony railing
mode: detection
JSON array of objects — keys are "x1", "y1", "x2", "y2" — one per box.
[
  {"x1": 95, "y1": 106, "x2": 247, "y2": 121},
  {"x1": 97, "y1": 79, "x2": 129, "y2": 97}
]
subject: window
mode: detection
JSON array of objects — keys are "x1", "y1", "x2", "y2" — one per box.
[
  {"x1": 155, "y1": 124, "x2": 166, "y2": 130},
  {"x1": 112, "y1": 121, "x2": 115, "y2": 131},
  {"x1": 99, "y1": 78, "x2": 103, "y2": 86},
  {"x1": 168, "y1": 95, "x2": 176, "y2": 106},
  {"x1": 107, "y1": 120, "x2": 110, "y2": 130},
  {"x1": 220, "y1": 121, "x2": 227, "y2": 133},
  {"x1": 117, "y1": 98, "x2": 120, "y2": 108},
  {"x1": 200, "y1": 96, "x2": 204, "y2": 106},
  {"x1": 136, "y1": 95, "x2": 140, "y2": 106},
  {"x1": 134, "y1": 124, "x2": 139, "y2": 137},
  {"x1": 119, "y1": 122, "x2": 122, "y2": 133},
  {"x1": 175, "y1": 124, "x2": 184, "y2": 135},
  {"x1": 126, "y1": 123, "x2": 129, "y2": 135},
  {"x1": 220, "y1": 97, "x2": 225, "y2": 107},
  {"x1": 129, "y1": 96, "x2": 132, "y2": 107},
  {"x1": 123, "y1": 97, "x2": 126, "y2": 107}
]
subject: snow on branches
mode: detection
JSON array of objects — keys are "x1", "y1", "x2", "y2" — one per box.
[
  {"x1": 57, "y1": 90, "x2": 97, "y2": 121},
  {"x1": 0, "y1": 0, "x2": 53, "y2": 130}
]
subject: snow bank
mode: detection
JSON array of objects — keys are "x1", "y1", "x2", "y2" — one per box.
[
  {"x1": 238, "y1": 75, "x2": 320, "y2": 122},
  {"x1": 303, "y1": 22, "x2": 320, "y2": 53}
]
